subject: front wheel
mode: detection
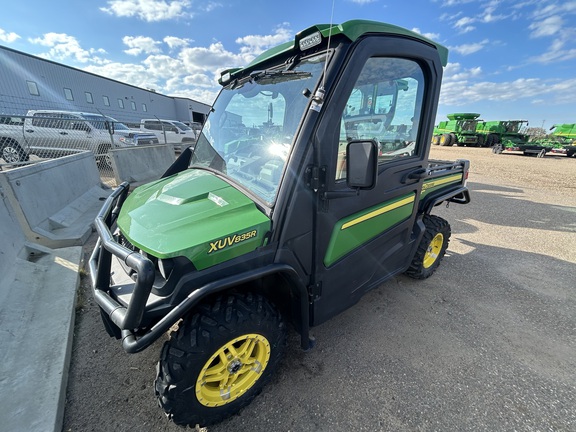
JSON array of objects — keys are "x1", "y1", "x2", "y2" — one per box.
[
  {"x1": 405, "y1": 215, "x2": 451, "y2": 279},
  {"x1": 155, "y1": 292, "x2": 286, "y2": 427},
  {"x1": 439, "y1": 133, "x2": 452, "y2": 146}
]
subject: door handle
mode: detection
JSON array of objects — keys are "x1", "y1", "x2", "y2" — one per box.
[
  {"x1": 402, "y1": 168, "x2": 428, "y2": 183},
  {"x1": 25, "y1": 129, "x2": 34, "y2": 133},
  {"x1": 59, "y1": 132, "x2": 68, "y2": 135}
]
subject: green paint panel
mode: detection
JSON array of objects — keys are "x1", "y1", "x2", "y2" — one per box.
[
  {"x1": 324, "y1": 194, "x2": 416, "y2": 267},
  {"x1": 117, "y1": 170, "x2": 270, "y2": 270}
]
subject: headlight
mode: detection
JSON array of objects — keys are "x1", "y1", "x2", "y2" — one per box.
[{"x1": 118, "y1": 137, "x2": 138, "y2": 146}]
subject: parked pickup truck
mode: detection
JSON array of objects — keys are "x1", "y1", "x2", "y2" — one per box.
[
  {"x1": 90, "y1": 20, "x2": 471, "y2": 427},
  {"x1": 0, "y1": 110, "x2": 159, "y2": 165},
  {"x1": 128, "y1": 119, "x2": 198, "y2": 150}
]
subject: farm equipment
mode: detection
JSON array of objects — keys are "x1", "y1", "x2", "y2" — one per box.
[
  {"x1": 476, "y1": 119, "x2": 528, "y2": 148},
  {"x1": 546, "y1": 124, "x2": 576, "y2": 157},
  {"x1": 432, "y1": 113, "x2": 483, "y2": 146}
]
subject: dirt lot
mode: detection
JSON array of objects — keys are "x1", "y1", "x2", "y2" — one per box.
[{"x1": 63, "y1": 147, "x2": 576, "y2": 431}]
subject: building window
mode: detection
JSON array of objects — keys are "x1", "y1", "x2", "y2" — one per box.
[
  {"x1": 27, "y1": 80, "x2": 39, "y2": 96},
  {"x1": 131, "y1": 101, "x2": 137, "y2": 111},
  {"x1": 118, "y1": 98, "x2": 124, "y2": 109},
  {"x1": 103, "y1": 95, "x2": 110, "y2": 106},
  {"x1": 64, "y1": 88, "x2": 74, "y2": 101},
  {"x1": 142, "y1": 103, "x2": 147, "y2": 112},
  {"x1": 85, "y1": 92, "x2": 94, "y2": 104}
]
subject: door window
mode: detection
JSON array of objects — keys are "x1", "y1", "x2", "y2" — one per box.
[{"x1": 336, "y1": 57, "x2": 425, "y2": 180}]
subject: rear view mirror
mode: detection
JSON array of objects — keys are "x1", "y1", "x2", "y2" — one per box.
[{"x1": 346, "y1": 139, "x2": 378, "y2": 189}]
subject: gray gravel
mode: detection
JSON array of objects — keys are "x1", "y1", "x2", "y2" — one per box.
[{"x1": 63, "y1": 147, "x2": 576, "y2": 432}]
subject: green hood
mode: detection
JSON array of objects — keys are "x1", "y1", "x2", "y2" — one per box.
[{"x1": 117, "y1": 169, "x2": 271, "y2": 270}]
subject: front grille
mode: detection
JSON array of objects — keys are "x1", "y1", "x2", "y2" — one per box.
[{"x1": 117, "y1": 232, "x2": 137, "y2": 252}]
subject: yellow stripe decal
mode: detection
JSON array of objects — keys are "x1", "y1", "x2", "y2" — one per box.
[
  {"x1": 422, "y1": 174, "x2": 462, "y2": 191},
  {"x1": 341, "y1": 195, "x2": 415, "y2": 230}
]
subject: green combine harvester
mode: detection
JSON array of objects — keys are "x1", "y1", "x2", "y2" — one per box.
[{"x1": 432, "y1": 113, "x2": 483, "y2": 146}]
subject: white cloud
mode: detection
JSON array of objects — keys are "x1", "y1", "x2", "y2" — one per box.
[
  {"x1": 235, "y1": 24, "x2": 292, "y2": 56},
  {"x1": 527, "y1": 3, "x2": 576, "y2": 64},
  {"x1": 143, "y1": 54, "x2": 186, "y2": 78},
  {"x1": 28, "y1": 33, "x2": 108, "y2": 64},
  {"x1": 100, "y1": 0, "x2": 192, "y2": 22},
  {"x1": 449, "y1": 39, "x2": 489, "y2": 55},
  {"x1": 0, "y1": 28, "x2": 20, "y2": 43},
  {"x1": 438, "y1": 0, "x2": 476, "y2": 6},
  {"x1": 179, "y1": 42, "x2": 246, "y2": 73},
  {"x1": 123, "y1": 36, "x2": 162, "y2": 56},
  {"x1": 440, "y1": 62, "x2": 576, "y2": 107},
  {"x1": 529, "y1": 15, "x2": 564, "y2": 38},
  {"x1": 411, "y1": 28, "x2": 440, "y2": 41},
  {"x1": 84, "y1": 61, "x2": 158, "y2": 89},
  {"x1": 201, "y1": 2, "x2": 223, "y2": 13},
  {"x1": 163, "y1": 36, "x2": 192, "y2": 50}
]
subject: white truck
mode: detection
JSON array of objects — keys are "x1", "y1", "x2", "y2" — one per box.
[
  {"x1": 128, "y1": 119, "x2": 198, "y2": 151},
  {"x1": 0, "y1": 110, "x2": 159, "y2": 165}
]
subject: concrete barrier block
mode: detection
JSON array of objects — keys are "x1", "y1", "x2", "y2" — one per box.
[
  {"x1": 0, "y1": 186, "x2": 81, "y2": 432},
  {"x1": 0, "y1": 152, "x2": 111, "y2": 248},
  {"x1": 110, "y1": 144, "x2": 175, "y2": 186}
]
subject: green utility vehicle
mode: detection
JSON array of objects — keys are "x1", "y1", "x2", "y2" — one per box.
[
  {"x1": 90, "y1": 20, "x2": 471, "y2": 427},
  {"x1": 432, "y1": 112, "x2": 483, "y2": 146}
]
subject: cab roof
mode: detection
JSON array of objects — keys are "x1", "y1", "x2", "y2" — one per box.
[{"x1": 219, "y1": 20, "x2": 448, "y2": 84}]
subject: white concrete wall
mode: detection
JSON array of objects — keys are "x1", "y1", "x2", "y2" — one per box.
[
  {"x1": 0, "y1": 152, "x2": 111, "y2": 248},
  {"x1": 110, "y1": 144, "x2": 176, "y2": 186}
]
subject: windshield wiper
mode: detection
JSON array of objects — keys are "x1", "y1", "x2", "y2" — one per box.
[{"x1": 250, "y1": 69, "x2": 312, "y2": 85}]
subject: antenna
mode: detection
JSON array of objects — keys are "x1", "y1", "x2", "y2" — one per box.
[
  {"x1": 322, "y1": 0, "x2": 336, "y2": 89},
  {"x1": 310, "y1": 0, "x2": 336, "y2": 111}
]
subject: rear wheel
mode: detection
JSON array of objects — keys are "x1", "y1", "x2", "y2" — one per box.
[
  {"x1": 405, "y1": 215, "x2": 451, "y2": 279},
  {"x1": 155, "y1": 292, "x2": 286, "y2": 427},
  {"x1": 431, "y1": 135, "x2": 441, "y2": 146},
  {"x1": 0, "y1": 139, "x2": 29, "y2": 163}
]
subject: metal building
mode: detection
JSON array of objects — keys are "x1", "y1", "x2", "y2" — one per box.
[{"x1": 0, "y1": 44, "x2": 211, "y2": 125}]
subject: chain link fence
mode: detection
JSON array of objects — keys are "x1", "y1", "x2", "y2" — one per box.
[{"x1": 0, "y1": 112, "x2": 160, "y2": 186}]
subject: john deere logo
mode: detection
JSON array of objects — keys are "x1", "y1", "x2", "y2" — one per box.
[{"x1": 208, "y1": 230, "x2": 258, "y2": 254}]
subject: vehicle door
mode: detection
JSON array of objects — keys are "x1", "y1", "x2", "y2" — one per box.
[
  {"x1": 310, "y1": 36, "x2": 443, "y2": 324},
  {"x1": 160, "y1": 121, "x2": 180, "y2": 143},
  {"x1": 26, "y1": 112, "x2": 69, "y2": 158},
  {"x1": 60, "y1": 114, "x2": 94, "y2": 153}
]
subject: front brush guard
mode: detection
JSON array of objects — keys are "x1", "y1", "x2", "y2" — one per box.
[{"x1": 90, "y1": 182, "x2": 313, "y2": 353}]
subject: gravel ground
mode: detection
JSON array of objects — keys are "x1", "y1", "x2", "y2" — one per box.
[{"x1": 63, "y1": 146, "x2": 576, "y2": 432}]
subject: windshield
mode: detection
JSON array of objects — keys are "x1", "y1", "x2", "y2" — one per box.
[
  {"x1": 172, "y1": 121, "x2": 192, "y2": 131},
  {"x1": 82, "y1": 114, "x2": 130, "y2": 130},
  {"x1": 191, "y1": 54, "x2": 326, "y2": 204}
]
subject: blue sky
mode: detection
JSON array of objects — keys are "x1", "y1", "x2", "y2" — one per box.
[{"x1": 1, "y1": 0, "x2": 575, "y2": 128}]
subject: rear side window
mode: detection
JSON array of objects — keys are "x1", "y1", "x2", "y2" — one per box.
[{"x1": 32, "y1": 113, "x2": 62, "y2": 128}]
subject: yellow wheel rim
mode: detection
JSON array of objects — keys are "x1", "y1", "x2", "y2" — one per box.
[
  {"x1": 195, "y1": 334, "x2": 271, "y2": 407},
  {"x1": 423, "y1": 233, "x2": 444, "y2": 269}
]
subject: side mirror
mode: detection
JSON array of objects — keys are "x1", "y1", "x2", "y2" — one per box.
[
  {"x1": 104, "y1": 120, "x2": 115, "y2": 134},
  {"x1": 346, "y1": 139, "x2": 378, "y2": 189}
]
